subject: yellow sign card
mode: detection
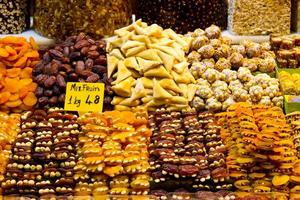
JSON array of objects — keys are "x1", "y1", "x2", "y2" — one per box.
[{"x1": 64, "y1": 82, "x2": 105, "y2": 112}]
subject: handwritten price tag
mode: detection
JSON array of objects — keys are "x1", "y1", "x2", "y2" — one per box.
[{"x1": 64, "y1": 82, "x2": 105, "y2": 112}]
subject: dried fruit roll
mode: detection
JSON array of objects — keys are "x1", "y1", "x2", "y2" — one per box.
[
  {"x1": 0, "y1": 36, "x2": 40, "y2": 113},
  {"x1": 75, "y1": 109, "x2": 151, "y2": 196},
  {"x1": 33, "y1": 33, "x2": 113, "y2": 110},
  {"x1": 149, "y1": 108, "x2": 231, "y2": 192}
]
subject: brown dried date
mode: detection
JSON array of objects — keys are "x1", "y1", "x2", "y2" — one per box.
[
  {"x1": 178, "y1": 165, "x2": 199, "y2": 177},
  {"x1": 33, "y1": 33, "x2": 114, "y2": 110}
]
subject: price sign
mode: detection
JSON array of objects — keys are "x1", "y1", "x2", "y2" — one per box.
[{"x1": 64, "y1": 82, "x2": 105, "y2": 112}]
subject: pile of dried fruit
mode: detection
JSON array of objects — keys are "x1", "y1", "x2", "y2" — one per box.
[
  {"x1": 75, "y1": 109, "x2": 151, "y2": 196},
  {"x1": 286, "y1": 112, "x2": 300, "y2": 158},
  {"x1": 148, "y1": 108, "x2": 231, "y2": 192},
  {"x1": 270, "y1": 36, "x2": 300, "y2": 68},
  {"x1": 190, "y1": 67, "x2": 282, "y2": 111},
  {"x1": 33, "y1": 33, "x2": 113, "y2": 110},
  {"x1": 0, "y1": 112, "x2": 20, "y2": 196},
  {"x1": 217, "y1": 103, "x2": 300, "y2": 199},
  {"x1": 278, "y1": 71, "x2": 300, "y2": 95},
  {"x1": 150, "y1": 189, "x2": 236, "y2": 200},
  {"x1": 2, "y1": 108, "x2": 80, "y2": 199},
  {"x1": 107, "y1": 20, "x2": 197, "y2": 111},
  {"x1": 0, "y1": 36, "x2": 39, "y2": 113},
  {"x1": 186, "y1": 25, "x2": 276, "y2": 73}
]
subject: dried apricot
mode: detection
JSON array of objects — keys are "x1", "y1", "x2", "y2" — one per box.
[
  {"x1": 8, "y1": 94, "x2": 19, "y2": 102},
  {"x1": 6, "y1": 68, "x2": 21, "y2": 78},
  {"x1": 0, "y1": 92, "x2": 11, "y2": 104},
  {"x1": 5, "y1": 100, "x2": 22, "y2": 108},
  {"x1": 0, "y1": 48, "x2": 9, "y2": 58},
  {"x1": 20, "y1": 67, "x2": 32, "y2": 79},
  {"x1": 4, "y1": 46, "x2": 17, "y2": 55},
  {"x1": 24, "y1": 51, "x2": 39, "y2": 58},
  {"x1": 14, "y1": 56, "x2": 28, "y2": 68},
  {"x1": 29, "y1": 37, "x2": 38, "y2": 50},
  {"x1": 23, "y1": 92, "x2": 37, "y2": 107}
]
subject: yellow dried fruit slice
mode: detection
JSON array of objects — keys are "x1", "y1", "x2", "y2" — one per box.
[
  {"x1": 272, "y1": 175, "x2": 290, "y2": 186},
  {"x1": 253, "y1": 186, "x2": 271, "y2": 192},
  {"x1": 290, "y1": 176, "x2": 300, "y2": 183},
  {"x1": 249, "y1": 173, "x2": 266, "y2": 179}
]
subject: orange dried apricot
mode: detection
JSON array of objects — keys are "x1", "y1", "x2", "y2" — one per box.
[
  {"x1": 0, "y1": 92, "x2": 11, "y2": 104},
  {"x1": 14, "y1": 56, "x2": 28, "y2": 68},
  {"x1": 8, "y1": 94, "x2": 19, "y2": 102},
  {"x1": 4, "y1": 45, "x2": 17, "y2": 55},
  {"x1": 20, "y1": 67, "x2": 32, "y2": 79},
  {"x1": 0, "y1": 36, "x2": 39, "y2": 111},
  {"x1": 6, "y1": 68, "x2": 21, "y2": 78},
  {"x1": 24, "y1": 51, "x2": 39, "y2": 58},
  {"x1": 29, "y1": 37, "x2": 38, "y2": 50},
  {"x1": 23, "y1": 92, "x2": 37, "y2": 107},
  {"x1": 0, "y1": 48, "x2": 9, "y2": 58},
  {"x1": 5, "y1": 100, "x2": 22, "y2": 108},
  {"x1": 4, "y1": 78, "x2": 20, "y2": 93}
]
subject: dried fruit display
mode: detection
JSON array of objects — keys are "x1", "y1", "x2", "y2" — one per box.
[
  {"x1": 186, "y1": 25, "x2": 277, "y2": 73},
  {"x1": 135, "y1": 0, "x2": 228, "y2": 34},
  {"x1": 34, "y1": 0, "x2": 132, "y2": 39},
  {"x1": 228, "y1": 0, "x2": 290, "y2": 35},
  {"x1": 0, "y1": 112, "x2": 20, "y2": 196},
  {"x1": 278, "y1": 71, "x2": 300, "y2": 95},
  {"x1": 286, "y1": 112, "x2": 300, "y2": 158},
  {"x1": 1, "y1": 108, "x2": 80, "y2": 199},
  {"x1": 75, "y1": 109, "x2": 151, "y2": 196},
  {"x1": 0, "y1": 0, "x2": 30, "y2": 34},
  {"x1": 107, "y1": 20, "x2": 196, "y2": 111},
  {"x1": 149, "y1": 108, "x2": 231, "y2": 192},
  {"x1": 150, "y1": 189, "x2": 236, "y2": 200},
  {"x1": 33, "y1": 33, "x2": 113, "y2": 110},
  {"x1": 270, "y1": 36, "x2": 300, "y2": 68},
  {"x1": 0, "y1": 36, "x2": 40, "y2": 113},
  {"x1": 217, "y1": 103, "x2": 300, "y2": 199}
]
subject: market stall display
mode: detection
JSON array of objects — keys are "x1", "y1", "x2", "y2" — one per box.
[
  {"x1": 1, "y1": 108, "x2": 80, "y2": 198},
  {"x1": 75, "y1": 109, "x2": 151, "y2": 196},
  {"x1": 135, "y1": 0, "x2": 228, "y2": 34},
  {"x1": 270, "y1": 36, "x2": 300, "y2": 68},
  {"x1": 149, "y1": 108, "x2": 231, "y2": 192},
  {"x1": 33, "y1": 33, "x2": 113, "y2": 110},
  {"x1": 217, "y1": 103, "x2": 300, "y2": 199},
  {"x1": 33, "y1": 0, "x2": 132, "y2": 39},
  {"x1": 108, "y1": 20, "x2": 196, "y2": 111},
  {"x1": 0, "y1": 0, "x2": 30, "y2": 34},
  {"x1": 228, "y1": 0, "x2": 291, "y2": 35},
  {"x1": 0, "y1": 36, "x2": 39, "y2": 113}
]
